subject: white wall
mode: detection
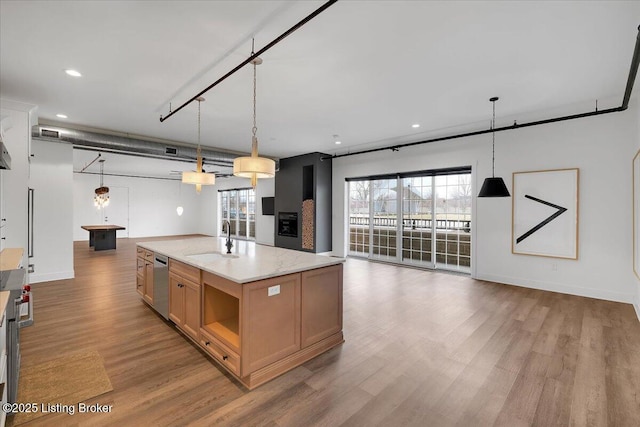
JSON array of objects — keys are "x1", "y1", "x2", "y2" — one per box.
[
  {"x1": 255, "y1": 178, "x2": 275, "y2": 246},
  {"x1": 0, "y1": 99, "x2": 36, "y2": 268},
  {"x1": 72, "y1": 152, "x2": 217, "y2": 240},
  {"x1": 333, "y1": 104, "x2": 638, "y2": 304},
  {"x1": 30, "y1": 140, "x2": 74, "y2": 283}
]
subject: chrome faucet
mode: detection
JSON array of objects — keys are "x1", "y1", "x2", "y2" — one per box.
[{"x1": 223, "y1": 220, "x2": 233, "y2": 254}]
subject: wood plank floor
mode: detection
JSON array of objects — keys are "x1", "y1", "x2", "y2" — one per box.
[{"x1": 12, "y1": 236, "x2": 640, "y2": 426}]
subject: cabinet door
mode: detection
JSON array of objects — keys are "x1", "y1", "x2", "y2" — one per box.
[
  {"x1": 301, "y1": 264, "x2": 343, "y2": 348},
  {"x1": 242, "y1": 273, "x2": 300, "y2": 374},
  {"x1": 136, "y1": 274, "x2": 144, "y2": 296},
  {"x1": 168, "y1": 273, "x2": 184, "y2": 325},
  {"x1": 144, "y1": 262, "x2": 154, "y2": 304},
  {"x1": 136, "y1": 257, "x2": 145, "y2": 296},
  {"x1": 183, "y1": 279, "x2": 201, "y2": 340}
]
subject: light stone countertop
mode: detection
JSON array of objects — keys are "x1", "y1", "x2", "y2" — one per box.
[
  {"x1": 0, "y1": 291, "x2": 10, "y2": 321},
  {"x1": 137, "y1": 237, "x2": 344, "y2": 283},
  {"x1": 0, "y1": 248, "x2": 24, "y2": 271}
]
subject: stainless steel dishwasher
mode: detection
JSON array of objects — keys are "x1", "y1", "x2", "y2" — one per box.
[{"x1": 153, "y1": 254, "x2": 169, "y2": 319}]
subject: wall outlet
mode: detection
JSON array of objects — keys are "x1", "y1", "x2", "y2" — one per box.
[{"x1": 268, "y1": 285, "x2": 280, "y2": 296}]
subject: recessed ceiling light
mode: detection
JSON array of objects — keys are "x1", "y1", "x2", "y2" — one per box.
[
  {"x1": 335, "y1": 140, "x2": 342, "y2": 145},
  {"x1": 65, "y1": 69, "x2": 82, "y2": 77},
  {"x1": 56, "y1": 114, "x2": 68, "y2": 119},
  {"x1": 412, "y1": 124, "x2": 420, "y2": 128}
]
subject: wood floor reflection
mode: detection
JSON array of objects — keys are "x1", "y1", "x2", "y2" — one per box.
[{"x1": 14, "y1": 236, "x2": 640, "y2": 426}]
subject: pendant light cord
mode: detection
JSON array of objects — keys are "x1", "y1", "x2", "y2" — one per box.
[
  {"x1": 197, "y1": 97, "x2": 202, "y2": 162},
  {"x1": 252, "y1": 59, "x2": 257, "y2": 140},
  {"x1": 491, "y1": 99, "x2": 496, "y2": 178}
]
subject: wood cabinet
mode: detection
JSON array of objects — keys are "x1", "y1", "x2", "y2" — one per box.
[
  {"x1": 136, "y1": 247, "x2": 154, "y2": 304},
  {"x1": 301, "y1": 264, "x2": 343, "y2": 348},
  {"x1": 136, "y1": 245, "x2": 344, "y2": 390},
  {"x1": 242, "y1": 273, "x2": 301, "y2": 374},
  {"x1": 168, "y1": 259, "x2": 201, "y2": 341},
  {"x1": 200, "y1": 264, "x2": 343, "y2": 389}
]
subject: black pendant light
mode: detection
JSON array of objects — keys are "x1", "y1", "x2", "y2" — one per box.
[{"x1": 478, "y1": 97, "x2": 510, "y2": 198}]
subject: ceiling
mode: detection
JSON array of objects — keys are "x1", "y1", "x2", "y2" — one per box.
[{"x1": 1, "y1": 1, "x2": 639, "y2": 163}]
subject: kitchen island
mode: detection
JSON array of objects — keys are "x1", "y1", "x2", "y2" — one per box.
[
  {"x1": 136, "y1": 237, "x2": 344, "y2": 389},
  {"x1": 81, "y1": 225, "x2": 126, "y2": 251}
]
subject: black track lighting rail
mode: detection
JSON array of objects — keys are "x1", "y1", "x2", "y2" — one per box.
[
  {"x1": 160, "y1": 0, "x2": 338, "y2": 123},
  {"x1": 323, "y1": 25, "x2": 640, "y2": 161}
]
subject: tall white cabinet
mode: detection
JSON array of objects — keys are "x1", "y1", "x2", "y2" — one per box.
[{"x1": 0, "y1": 99, "x2": 37, "y2": 268}]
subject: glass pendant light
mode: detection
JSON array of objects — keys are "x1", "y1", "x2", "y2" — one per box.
[
  {"x1": 182, "y1": 97, "x2": 216, "y2": 192},
  {"x1": 478, "y1": 97, "x2": 510, "y2": 198},
  {"x1": 94, "y1": 159, "x2": 110, "y2": 208},
  {"x1": 233, "y1": 43, "x2": 275, "y2": 188}
]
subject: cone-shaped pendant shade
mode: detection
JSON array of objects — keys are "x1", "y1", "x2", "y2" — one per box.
[{"x1": 478, "y1": 177, "x2": 510, "y2": 197}]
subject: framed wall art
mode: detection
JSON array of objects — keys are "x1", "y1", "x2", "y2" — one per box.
[
  {"x1": 512, "y1": 168, "x2": 579, "y2": 259},
  {"x1": 634, "y1": 150, "x2": 640, "y2": 280}
]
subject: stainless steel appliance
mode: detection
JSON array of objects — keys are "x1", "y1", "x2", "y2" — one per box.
[
  {"x1": 153, "y1": 254, "x2": 169, "y2": 319},
  {"x1": 27, "y1": 188, "x2": 34, "y2": 273},
  {"x1": 0, "y1": 269, "x2": 33, "y2": 405}
]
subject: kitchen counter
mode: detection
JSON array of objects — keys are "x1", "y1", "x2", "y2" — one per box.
[
  {"x1": 137, "y1": 237, "x2": 344, "y2": 283},
  {"x1": 136, "y1": 236, "x2": 345, "y2": 389},
  {"x1": 0, "y1": 291, "x2": 9, "y2": 319},
  {"x1": 0, "y1": 248, "x2": 23, "y2": 271}
]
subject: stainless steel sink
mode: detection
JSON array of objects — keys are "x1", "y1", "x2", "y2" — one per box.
[{"x1": 186, "y1": 252, "x2": 239, "y2": 262}]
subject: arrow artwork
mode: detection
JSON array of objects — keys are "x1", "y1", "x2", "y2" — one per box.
[{"x1": 516, "y1": 195, "x2": 568, "y2": 244}]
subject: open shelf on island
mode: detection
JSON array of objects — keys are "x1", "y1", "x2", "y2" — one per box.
[
  {"x1": 203, "y1": 318, "x2": 239, "y2": 349},
  {"x1": 203, "y1": 283, "x2": 240, "y2": 352}
]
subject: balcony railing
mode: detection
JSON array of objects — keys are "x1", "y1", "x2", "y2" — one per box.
[
  {"x1": 349, "y1": 215, "x2": 471, "y2": 270},
  {"x1": 349, "y1": 215, "x2": 470, "y2": 232}
]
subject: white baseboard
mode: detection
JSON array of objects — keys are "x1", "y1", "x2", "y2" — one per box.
[
  {"x1": 634, "y1": 290, "x2": 640, "y2": 323},
  {"x1": 29, "y1": 270, "x2": 75, "y2": 284},
  {"x1": 476, "y1": 273, "x2": 635, "y2": 304}
]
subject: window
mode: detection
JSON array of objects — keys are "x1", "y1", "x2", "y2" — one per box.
[
  {"x1": 347, "y1": 167, "x2": 471, "y2": 273},
  {"x1": 219, "y1": 188, "x2": 256, "y2": 240}
]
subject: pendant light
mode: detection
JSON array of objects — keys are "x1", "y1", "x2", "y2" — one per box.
[
  {"x1": 94, "y1": 159, "x2": 110, "y2": 208},
  {"x1": 182, "y1": 97, "x2": 215, "y2": 192},
  {"x1": 478, "y1": 97, "x2": 510, "y2": 198},
  {"x1": 176, "y1": 180, "x2": 184, "y2": 216},
  {"x1": 233, "y1": 42, "x2": 276, "y2": 188}
]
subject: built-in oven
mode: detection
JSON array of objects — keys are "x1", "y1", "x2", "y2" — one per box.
[
  {"x1": 0, "y1": 269, "x2": 33, "y2": 409},
  {"x1": 278, "y1": 212, "x2": 298, "y2": 237}
]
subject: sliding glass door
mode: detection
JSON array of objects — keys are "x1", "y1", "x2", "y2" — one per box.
[
  {"x1": 348, "y1": 180, "x2": 370, "y2": 257},
  {"x1": 371, "y1": 179, "x2": 397, "y2": 262},
  {"x1": 347, "y1": 168, "x2": 471, "y2": 273},
  {"x1": 401, "y1": 176, "x2": 433, "y2": 267}
]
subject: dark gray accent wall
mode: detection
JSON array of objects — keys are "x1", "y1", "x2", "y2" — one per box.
[{"x1": 274, "y1": 152, "x2": 332, "y2": 253}]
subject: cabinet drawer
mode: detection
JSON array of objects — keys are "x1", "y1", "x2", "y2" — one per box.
[
  {"x1": 200, "y1": 329, "x2": 240, "y2": 376},
  {"x1": 136, "y1": 246, "x2": 144, "y2": 257},
  {"x1": 169, "y1": 259, "x2": 200, "y2": 284},
  {"x1": 144, "y1": 250, "x2": 154, "y2": 262}
]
